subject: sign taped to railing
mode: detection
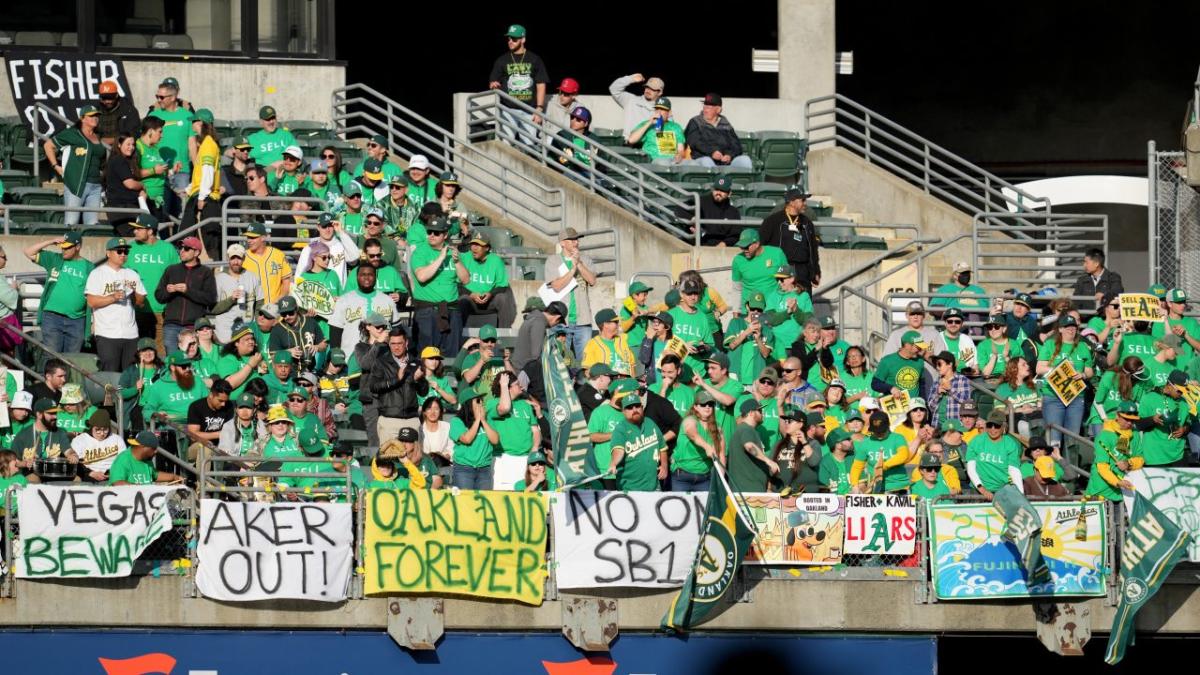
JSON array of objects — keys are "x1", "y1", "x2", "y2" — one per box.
[
  {"x1": 928, "y1": 500, "x2": 1107, "y2": 600},
  {"x1": 364, "y1": 488, "x2": 548, "y2": 604},
  {"x1": 195, "y1": 499, "x2": 353, "y2": 602},
  {"x1": 1119, "y1": 293, "x2": 1162, "y2": 323},
  {"x1": 740, "y1": 492, "x2": 844, "y2": 565},
  {"x1": 844, "y1": 493, "x2": 917, "y2": 556},
  {"x1": 550, "y1": 490, "x2": 704, "y2": 589},
  {"x1": 5, "y1": 51, "x2": 133, "y2": 136},
  {"x1": 15, "y1": 485, "x2": 181, "y2": 578}
]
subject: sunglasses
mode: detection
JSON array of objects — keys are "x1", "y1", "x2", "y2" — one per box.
[
  {"x1": 280, "y1": 311, "x2": 297, "y2": 317},
  {"x1": 781, "y1": 368, "x2": 797, "y2": 373},
  {"x1": 623, "y1": 404, "x2": 644, "y2": 410},
  {"x1": 270, "y1": 420, "x2": 289, "y2": 425},
  {"x1": 921, "y1": 467, "x2": 938, "y2": 472},
  {"x1": 288, "y1": 397, "x2": 306, "y2": 403},
  {"x1": 506, "y1": 37, "x2": 521, "y2": 42},
  {"x1": 482, "y1": 339, "x2": 497, "y2": 345},
  {"x1": 345, "y1": 194, "x2": 362, "y2": 200},
  {"x1": 113, "y1": 249, "x2": 130, "y2": 255},
  {"x1": 318, "y1": 221, "x2": 334, "y2": 228},
  {"x1": 322, "y1": 153, "x2": 337, "y2": 159},
  {"x1": 390, "y1": 185, "x2": 405, "y2": 190},
  {"x1": 945, "y1": 319, "x2": 963, "y2": 325},
  {"x1": 367, "y1": 253, "x2": 383, "y2": 259},
  {"x1": 155, "y1": 94, "x2": 172, "y2": 100},
  {"x1": 367, "y1": 219, "x2": 384, "y2": 226},
  {"x1": 758, "y1": 378, "x2": 776, "y2": 385},
  {"x1": 315, "y1": 254, "x2": 330, "y2": 261},
  {"x1": 985, "y1": 422, "x2": 1003, "y2": 429},
  {"x1": 988, "y1": 324, "x2": 1003, "y2": 330},
  {"x1": 175, "y1": 364, "x2": 193, "y2": 371},
  {"x1": 696, "y1": 402, "x2": 716, "y2": 409},
  {"x1": 1109, "y1": 304, "x2": 1119, "y2": 309},
  {"x1": 300, "y1": 382, "x2": 315, "y2": 387},
  {"x1": 367, "y1": 142, "x2": 380, "y2": 148}
]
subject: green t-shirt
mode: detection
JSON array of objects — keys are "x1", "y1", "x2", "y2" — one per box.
[
  {"x1": 731, "y1": 245, "x2": 787, "y2": 307},
  {"x1": 1086, "y1": 429, "x2": 1141, "y2": 501},
  {"x1": 299, "y1": 267, "x2": 344, "y2": 300},
  {"x1": 1035, "y1": 340, "x2": 1093, "y2": 396},
  {"x1": 267, "y1": 170, "x2": 305, "y2": 196},
  {"x1": 996, "y1": 383, "x2": 1039, "y2": 409},
  {"x1": 727, "y1": 422, "x2": 771, "y2": 493},
  {"x1": 1153, "y1": 316, "x2": 1200, "y2": 363},
  {"x1": 662, "y1": 383, "x2": 696, "y2": 420},
  {"x1": 611, "y1": 417, "x2": 663, "y2": 491},
  {"x1": 58, "y1": 405, "x2": 98, "y2": 436},
  {"x1": 965, "y1": 433, "x2": 1022, "y2": 492},
  {"x1": 128, "y1": 239, "x2": 180, "y2": 313},
  {"x1": 976, "y1": 338, "x2": 1015, "y2": 377},
  {"x1": 634, "y1": 118, "x2": 686, "y2": 160},
  {"x1": 875, "y1": 352, "x2": 924, "y2": 399},
  {"x1": 248, "y1": 127, "x2": 299, "y2": 166},
  {"x1": 707, "y1": 377, "x2": 747, "y2": 444},
  {"x1": 38, "y1": 250, "x2": 93, "y2": 319},
  {"x1": 1118, "y1": 333, "x2": 1157, "y2": 363},
  {"x1": 0, "y1": 472, "x2": 29, "y2": 511},
  {"x1": 263, "y1": 436, "x2": 302, "y2": 459},
  {"x1": 141, "y1": 375, "x2": 209, "y2": 423},
  {"x1": 52, "y1": 126, "x2": 105, "y2": 194},
  {"x1": 620, "y1": 300, "x2": 653, "y2": 355},
  {"x1": 486, "y1": 397, "x2": 537, "y2": 457},
  {"x1": 928, "y1": 282, "x2": 988, "y2": 311},
  {"x1": 818, "y1": 453, "x2": 854, "y2": 495},
  {"x1": 1087, "y1": 370, "x2": 1136, "y2": 426},
  {"x1": 369, "y1": 264, "x2": 409, "y2": 295},
  {"x1": 149, "y1": 106, "x2": 196, "y2": 173},
  {"x1": 418, "y1": 373, "x2": 453, "y2": 407},
  {"x1": 672, "y1": 417, "x2": 716, "y2": 475},
  {"x1": 462, "y1": 253, "x2": 510, "y2": 294},
  {"x1": 910, "y1": 479, "x2": 951, "y2": 500},
  {"x1": 667, "y1": 306, "x2": 712, "y2": 350},
  {"x1": 136, "y1": 138, "x2": 168, "y2": 203},
  {"x1": 107, "y1": 449, "x2": 157, "y2": 485},
  {"x1": 450, "y1": 416, "x2": 495, "y2": 468},
  {"x1": 737, "y1": 393, "x2": 779, "y2": 451},
  {"x1": 217, "y1": 353, "x2": 259, "y2": 400},
  {"x1": 766, "y1": 290, "x2": 814, "y2": 361},
  {"x1": 409, "y1": 244, "x2": 460, "y2": 302},
  {"x1": 514, "y1": 471, "x2": 560, "y2": 492},
  {"x1": 853, "y1": 432, "x2": 910, "y2": 492},
  {"x1": 1143, "y1": 358, "x2": 1174, "y2": 390},
  {"x1": 587, "y1": 403, "x2": 625, "y2": 473},
  {"x1": 1138, "y1": 391, "x2": 1187, "y2": 466},
  {"x1": 724, "y1": 316, "x2": 774, "y2": 386}
]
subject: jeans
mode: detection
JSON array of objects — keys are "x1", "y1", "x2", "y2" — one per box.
[
  {"x1": 41, "y1": 311, "x2": 85, "y2": 354},
  {"x1": 1042, "y1": 395, "x2": 1085, "y2": 448},
  {"x1": 452, "y1": 463, "x2": 494, "y2": 490},
  {"x1": 694, "y1": 154, "x2": 755, "y2": 169},
  {"x1": 457, "y1": 286, "x2": 518, "y2": 329},
  {"x1": 413, "y1": 305, "x2": 464, "y2": 357},
  {"x1": 498, "y1": 107, "x2": 539, "y2": 150},
  {"x1": 63, "y1": 182, "x2": 102, "y2": 226},
  {"x1": 671, "y1": 468, "x2": 710, "y2": 492},
  {"x1": 163, "y1": 323, "x2": 189, "y2": 355},
  {"x1": 566, "y1": 324, "x2": 592, "y2": 364}
]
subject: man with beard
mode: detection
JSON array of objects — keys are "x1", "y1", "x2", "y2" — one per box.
[
  {"x1": 488, "y1": 24, "x2": 549, "y2": 145},
  {"x1": 217, "y1": 322, "x2": 265, "y2": 399},
  {"x1": 95, "y1": 80, "x2": 141, "y2": 145},
  {"x1": 12, "y1": 399, "x2": 72, "y2": 469},
  {"x1": 675, "y1": 176, "x2": 743, "y2": 247},
  {"x1": 355, "y1": 237, "x2": 408, "y2": 309},
  {"x1": 212, "y1": 243, "x2": 262, "y2": 343},
  {"x1": 607, "y1": 393, "x2": 668, "y2": 492},
  {"x1": 270, "y1": 296, "x2": 328, "y2": 373},
  {"x1": 331, "y1": 265, "x2": 399, "y2": 355},
  {"x1": 143, "y1": 351, "x2": 210, "y2": 426},
  {"x1": 757, "y1": 186, "x2": 821, "y2": 292}
]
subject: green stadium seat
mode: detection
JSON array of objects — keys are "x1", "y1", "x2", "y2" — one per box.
[
  {"x1": 733, "y1": 197, "x2": 778, "y2": 219},
  {"x1": 741, "y1": 181, "x2": 785, "y2": 201},
  {"x1": 11, "y1": 186, "x2": 62, "y2": 221},
  {"x1": 591, "y1": 128, "x2": 625, "y2": 148},
  {"x1": 0, "y1": 169, "x2": 36, "y2": 191},
  {"x1": 608, "y1": 145, "x2": 649, "y2": 165},
  {"x1": 286, "y1": 120, "x2": 338, "y2": 140},
  {"x1": 806, "y1": 204, "x2": 834, "y2": 219},
  {"x1": 737, "y1": 132, "x2": 759, "y2": 161},
  {"x1": 817, "y1": 223, "x2": 855, "y2": 249},
  {"x1": 756, "y1": 131, "x2": 805, "y2": 179},
  {"x1": 675, "y1": 166, "x2": 715, "y2": 188}
]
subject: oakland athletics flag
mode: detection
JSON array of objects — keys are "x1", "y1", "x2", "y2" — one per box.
[
  {"x1": 541, "y1": 333, "x2": 592, "y2": 486},
  {"x1": 662, "y1": 467, "x2": 758, "y2": 632},
  {"x1": 1105, "y1": 492, "x2": 1191, "y2": 664}
]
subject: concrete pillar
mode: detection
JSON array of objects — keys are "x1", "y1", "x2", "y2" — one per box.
[{"x1": 778, "y1": 0, "x2": 836, "y2": 104}]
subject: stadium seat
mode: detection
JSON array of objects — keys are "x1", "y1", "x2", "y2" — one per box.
[
  {"x1": 0, "y1": 169, "x2": 36, "y2": 190},
  {"x1": 111, "y1": 33, "x2": 150, "y2": 48},
  {"x1": 738, "y1": 132, "x2": 759, "y2": 161},
  {"x1": 0, "y1": 32, "x2": 14, "y2": 46},
  {"x1": 591, "y1": 128, "x2": 625, "y2": 148},
  {"x1": 608, "y1": 145, "x2": 649, "y2": 165},
  {"x1": 817, "y1": 223, "x2": 855, "y2": 249},
  {"x1": 675, "y1": 166, "x2": 715, "y2": 188},
  {"x1": 287, "y1": 120, "x2": 338, "y2": 140},
  {"x1": 742, "y1": 181, "x2": 785, "y2": 201},
  {"x1": 14, "y1": 32, "x2": 58, "y2": 47},
  {"x1": 756, "y1": 131, "x2": 805, "y2": 179},
  {"x1": 733, "y1": 197, "x2": 778, "y2": 219},
  {"x1": 60, "y1": 32, "x2": 78, "y2": 47},
  {"x1": 806, "y1": 203, "x2": 834, "y2": 219},
  {"x1": 151, "y1": 34, "x2": 193, "y2": 50}
]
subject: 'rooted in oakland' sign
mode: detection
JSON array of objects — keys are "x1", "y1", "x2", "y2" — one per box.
[{"x1": 364, "y1": 488, "x2": 548, "y2": 605}]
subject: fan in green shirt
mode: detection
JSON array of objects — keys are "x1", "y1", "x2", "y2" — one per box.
[
  {"x1": 672, "y1": 391, "x2": 722, "y2": 477},
  {"x1": 587, "y1": 396, "x2": 628, "y2": 475},
  {"x1": 247, "y1": 110, "x2": 299, "y2": 166},
  {"x1": 136, "y1": 133, "x2": 168, "y2": 205},
  {"x1": 875, "y1": 331, "x2": 929, "y2": 399},
  {"x1": 1085, "y1": 403, "x2": 1143, "y2": 501},
  {"x1": 486, "y1": 384, "x2": 540, "y2": 458},
  {"x1": 629, "y1": 101, "x2": 686, "y2": 162},
  {"x1": 965, "y1": 413, "x2": 1023, "y2": 494},
  {"x1": 1154, "y1": 289, "x2": 1200, "y2": 362},
  {"x1": 450, "y1": 388, "x2": 498, "y2": 470},
  {"x1": 850, "y1": 412, "x2": 912, "y2": 492},
  {"x1": 726, "y1": 399, "x2": 780, "y2": 493},
  {"x1": 654, "y1": 355, "x2": 696, "y2": 419},
  {"x1": 724, "y1": 293, "x2": 774, "y2": 386},
  {"x1": 608, "y1": 395, "x2": 666, "y2": 491},
  {"x1": 928, "y1": 265, "x2": 988, "y2": 312},
  {"x1": 33, "y1": 240, "x2": 94, "y2": 322},
  {"x1": 1113, "y1": 328, "x2": 1157, "y2": 364},
  {"x1": 1035, "y1": 327, "x2": 1094, "y2": 397},
  {"x1": 514, "y1": 451, "x2": 560, "y2": 492},
  {"x1": 817, "y1": 427, "x2": 855, "y2": 494},
  {"x1": 765, "y1": 268, "x2": 814, "y2": 361},
  {"x1": 697, "y1": 352, "x2": 747, "y2": 443},
  {"x1": 731, "y1": 230, "x2": 788, "y2": 309},
  {"x1": 142, "y1": 352, "x2": 210, "y2": 424},
  {"x1": 149, "y1": 104, "x2": 195, "y2": 174},
  {"x1": 1138, "y1": 373, "x2": 1191, "y2": 466},
  {"x1": 409, "y1": 221, "x2": 468, "y2": 303},
  {"x1": 619, "y1": 281, "x2": 655, "y2": 354},
  {"x1": 462, "y1": 237, "x2": 510, "y2": 295},
  {"x1": 128, "y1": 222, "x2": 180, "y2": 315},
  {"x1": 109, "y1": 431, "x2": 179, "y2": 485}
]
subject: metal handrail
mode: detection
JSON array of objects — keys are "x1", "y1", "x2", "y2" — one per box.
[
  {"x1": 815, "y1": 236, "x2": 941, "y2": 300},
  {"x1": 330, "y1": 84, "x2": 570, "y2": 239},
  {"x1": 0, "y1": 203, "x2": 150, "y2": 236},
  {"x1": 464, "y1": 90, "x2": 699, "y2": 239},
  {"x1": 804, "y1": 94, "x2": 1051, "y2": 220},
  {"x1": 972, "y1": 211, "x2": 1108, "y2": 286}
]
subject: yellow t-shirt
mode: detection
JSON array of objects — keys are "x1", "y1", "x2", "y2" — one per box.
[
  {"x1": 189, "y1": 136, "x2": 221, "y2": 199},
  {"x1": 244, "y1": 246, "x2": 293, "y2": 305}
]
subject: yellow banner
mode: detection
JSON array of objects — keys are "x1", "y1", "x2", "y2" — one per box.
[
  {"x1": 1119, "y1": 293, "x2": 1162, "y2": 323},
  {"x1": 1046, "y1": 359, "x2": 1086, "y2": 406},
  {"x1": 364, "y1": 489, "x2": 548, "y2": 605},
  {"x1": 879, "y1": 390, "x2": 911, "y2": 428}
]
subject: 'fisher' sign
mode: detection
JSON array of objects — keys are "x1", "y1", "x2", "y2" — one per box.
[
  {"x1": 551, "y1": 490, "x2": 705, "y2": 589},
  {"x1": 844, "y1": 494, "x2": 917, "y2": 556},
  {"x1": 364, "y1": 489, "x2": 549, "y2": 605},
  {"x1": 16, "y1": 485, "x2": 179, "y2": 578},
  {"x1": 5, "y1": 51, "x2": 133, "y2": 135},
  {"x1": 195, "y1": 500, "x2": 353, "y2": 602}
]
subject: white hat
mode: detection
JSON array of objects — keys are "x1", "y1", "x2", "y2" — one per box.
[
  {"x1": 859, "y1": 396, "x2": 881, "y2": 412},
  {"x1": 408, "y1": 154, "x2": 431, "y2": 171},
  {"x1": 282, "y1": 145, "x2": 303, "y2": 160},
  {"x1": 226, "y1": 243, "x2": 247, "y2": 258},
  {"x1": 11, "y1": 390, "x2": 33, "y2": 411},
  {"x1": 953, "y1": 261, "x2": 971, "y2": 274}
]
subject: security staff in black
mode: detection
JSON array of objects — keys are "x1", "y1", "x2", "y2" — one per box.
[{"x1": 758, "y1": 186, "x2": 821, "y2": 291}]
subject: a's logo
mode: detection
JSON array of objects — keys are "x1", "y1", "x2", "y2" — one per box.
[
  {"x1": 694, "y1": 515, "x2": 737, "y2": 601},
  {"x1": 1124, "y1": 577, "x2": 1148, "y2": 604},
  {"x1": 551, "y1": 399, "x2": 569, "y2": 425}
]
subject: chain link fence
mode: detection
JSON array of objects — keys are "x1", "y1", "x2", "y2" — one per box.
[{"x1": 1150, "y1": 149, "x2": 1200, "y2": 293}]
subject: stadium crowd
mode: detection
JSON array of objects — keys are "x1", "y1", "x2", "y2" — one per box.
[{"x1": 0, "y1": 26, "x2": 1184, "y2": 513}]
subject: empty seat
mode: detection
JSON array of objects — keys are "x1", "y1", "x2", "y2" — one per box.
[
  {"x1": 756, "y1": 131, "x2": 805, "y2": 179},
  {"x1": 737, "y1": 131, "x2": 759, "y2": 160},
  {"x1": 15, "y1": 32, "x2": 58, "y2": 46},
  {"x1": 0, "y1": 31, "x2": 14, "y2": 46},
  {"x1": 817, "y1": 224, "x2": 855, "y2": 249},
  {"x1": 607, "y1": 145, "x2": 648, "y2": 165},
  {"x1": 591, "y1": 128, "x2": 625, "y2": 148},
  {"x1": 286, "y1": 120, "x2": 337, "y2": 140},
  {"x1": 111, "y1": 33, "x2": 150, "y2": 48},
  {"x1": 674, "y1": 166, "x2": 715, "y2": 187},
  {"x1": 733, "y1": 197, "x2": 777, "y2": 219},
  {"x1": 59, "y1": 32, "x2": 78, "y2": 47},
  {"x1": 151, "y1": 33, "x2": 193, "y2": 50},
  {"x1": 0, "y1": 169, "x2": 37, "y2": 190}
]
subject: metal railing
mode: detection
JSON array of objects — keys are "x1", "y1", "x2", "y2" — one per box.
[
  {"x1": 464, "y1": 90, "x2": 699, "y2": 243},
  {"x1": 330, "y1": 84, "x2": 604, "y2": 269},
  {"x1": 804, "y1": 94, "x2": 1051, "y2": 224},
  {"x1": 0, "y1": 203, "x2": 151, "y2": 236},
  {"x1": 973, "y1": 211, "x2": 1107, "y2": 287}
]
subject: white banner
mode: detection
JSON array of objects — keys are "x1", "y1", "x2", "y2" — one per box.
[
  {"x1": 16, "y1": 485, "x2": 180, "y2": 578},
  {"x1": 843, "y1": 493, "x2": 918, "y2": 556},
  {"x1": 551, "y1": 490, "x2": 705, "y2": 589},
  {"x1": 1127, "y1": 468, "x2": 1200, "y2": 562},
  {"x1": 195, "y1": 499, "x2": 353, "y2": 602}
]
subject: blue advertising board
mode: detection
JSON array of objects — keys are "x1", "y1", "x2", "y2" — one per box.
[{"x1": 0, "y1": 630, "x2": 936, "y2": 674}]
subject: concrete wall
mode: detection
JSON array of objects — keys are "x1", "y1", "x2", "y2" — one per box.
[
  {"x1": 0, "y1": 57, "x2": 344, "y2": 123},
  {"x1": 778, "y1": 0, "x2": 836, "y2": 106}
]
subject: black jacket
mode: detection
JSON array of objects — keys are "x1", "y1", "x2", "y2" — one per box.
[
  {"x1": 155, "y1": 262, "x2": 217, "y2": 326},
  {"x1": 683, "y1": 115, "x2": 744, "y2": 161},
  {"x1": 674, "y1": 193, "x2": 742, "y2": 246},
  {"x1": 367, "y1": 345, "x2": 429, "y2": 418},
  {"x1": 758, "y1": 210, "x2": 821, "y2": 276},
  {"x1": 98, "y1": 98, "x2": 141, "y2": 140},
  {"x1": 576, "y1": 382, "x2": 607, "y2": 420},
  {"x1": 642, "y1": 388, "x2": 682, "y2": 442},
  {"x1": 1072, "y1": 269, "x2": 1124, "y2": 308}
]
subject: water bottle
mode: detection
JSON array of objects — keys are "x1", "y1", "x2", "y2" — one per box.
[
  {"x1": 237, "y1": 283, "x2": 249, "y2": 322},
  {"x1": 654, "y1": 116, "x2": 664, "y2": 133}
]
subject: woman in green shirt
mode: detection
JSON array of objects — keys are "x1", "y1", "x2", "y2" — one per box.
[
  {"x1": 671, "y1": 391, "x2": 723, "y2": 491},
  {"x1": 995, "y1": 356, "x2": 1041, "y2": 437},
  {"x1": 449, "y1": 388, "x2": 499, "y2": 490},
  {"x1": 679, "y1": 270, "x2": 729, "y2": 347},
  {"x1": 1087, "y1": 295, "x2": 1123, "y2": 355},
  {"x1": 45, "y1": 106, "x2": 106, "y2": 227},
  {"x1": 839, "y1": 346, "x2": 875, "y2": 403},
  {"x1": 1036, "y1": 316, "x2": 1094, "y2": 448},
  {"x1": 977, "y1": 315, "x2": 1015, "y2": 381},
  {"x1": 0, "y1": 450, "x2": 35, "y2": 515},
  {"x1": 1087, "y1": 356, "x2": 1146, "y2": 436},
  {"x1": 515, "y1": 451, "x2": 560, "y2": 492},
  {"x1": 120, "y1": 339, "x2": 163, "y2": 431},
  {"x1": 416, "y1": 347, "x2": 457, "y2": 407},
  {"x1": 822, "y1": 380, "x2": 850, "y2": 430}
]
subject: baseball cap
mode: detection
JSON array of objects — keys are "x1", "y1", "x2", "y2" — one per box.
[
  {"x1": 282, "y1": 145, "x2": 303, "y2": 161},
  {"x1": 628, "y1": 281, "x2": 653, "y2": 295},
  {"x1": 277, "y1": 296, "x2": 299, "y2": 314},
  {"x1": 1168, "y1": 370, "x2": 1189, "y2": 387},
  {"x1": 774, "y1": 265, "x2": 794, "y2": 279},
  {"x1": 784, "y1": 185, "x2": 811, "y2": 202},
  {"x1": 244, "y1": 222, "x2": 267, "y2": 238},
  {"x1": 272, "y1": 351, "x2": 294, "y2": 365},
  {"x1": 236, "y1": 393, "x2": 256, "y2": 409},
  {"x1": 757, "y1": 367, "x2": 779, "y2": 384},
  {"x1": 330, "y1": 348, "x2": 347, "y2": 367},
  {"x1": 1034, "y1": 456, "x2": 1058, "y2": 480},
  {"x1": 105, "y1": 237, "x2": 130, "y2": 251},
  {"x1": 705, "y1": 352, "x2": 730, "y2": 370},
  {"x1": 736, "y1": 229, "x2": 760, "y2": 248},
  {"x1": 226, "y1": 243, "x2": 247, "y2": 258},
  {"x1": 653, "y1": 97, "x2": 672, "y2": 110},
  {"x1": 738, "y1": 398, "x2": 766, "y2": 416},
  {"x1": 1117, "y1": 401, "x2": 1139, "y2": 419},
  {"x1": 806, "y1": 411, "x2": 827, "y2": 427},
  {"x1": 299, "y1": 428, "x2": 324, "y2": 455},
  {"x1": 78, "y1": 104, "x2": 100, "y2": 118},
  {"x1": 132, "y1": 213, "x2": 159, "y2": 230},
  {"x1": 192, "y1": 108, "x2": 214, "y2": 124},
  {"x1": 701, "y1": 93, "x2": 723, "y2": 106},
  {"x1": 595, "y1": 308, "x2": 618, "y2": 325},
  {"x1": 1169, "y1": 289, "x2": 1188, "y2": 303},
  {"x1": 908, "y1": 397, "x2": 928, "y2": 411},
  {"x1": 99, "y1": 80, "x2": 118, "y2": 95},
  {"x1": 960, "y1": 401, "x2": 979, "y2": 416},
  {"x1": 479, "y1": 324, "x2": 498, "y2": 341},
  {"x1": 986, "y1": 409, "x2": 1008, "y2": 426},
  {"x1": 195, "y1": 317, "x2": 214, "y2": 330},
  {"x1": 1014, "y1": 293, "x2": 1033, "y2": 308},
  {"x1": 645, "y1": 77, "x2": 665, "y2": 91},
  {"x1": 620, "y1": 394, "x2": 643, "y2": 409},
  {"x1": 360, "y1": 158, "x2": 384, "y2": 180},
  {"x1": 233, "y1": 137, "x2": 252, "y2": 150},
  {"x1": 906, "y1": 301, "x2": 925, "y2": 315},
  {"x1": 309, "y1": 159, "x2": 328, "y2": 173},
  {"x1": 257, "y1": 303, "x2": 278, "y2": 320},
  {"x1": 952, "y1": 261, "x2": 971, "y2": 273},
  {"x1": 398, "y1": 427, "x2": 419, "y2": 443},
  {"x1": 180, "y1": 236, "x2": 203, "y2": 251},
  {"x1": 919, "y1": 453, "x2": 943, "y2": 470},
  {"x1": 588, "y1": 363, "x2": 614, "y2": 379},
  {"x1": 408, "y1": 154, "x2": 431, "y2": 171},
  {"x1": 570, "y1": 107, "x2": 592, "y2": 124},
  {"x1": 943, "y1": 307, "x2": 964, "y2": 321},
  {"x1": 745, "y1": 292, "x2": 766, "y2": 311},
  {"x1": 420, "y1": 346, "x2": 443, "y2": 360},
  {"x1": 258, "y1": 105, "x2": 277, "y2": 120},
  {"x1": 364, "y1": 312, "x2": 389, "y2": 327},
  {"x1": 60, "y1": 232, "x2": 83, "y2": 249},
  {"x1": 611, "y1": 379, "x2": 639, "y2": 397},
  {"x1": 289, "y1": 385, "x2": 311, "y2": 401},
  {"x1": 166, "y1": 351, "x2": 192, "y2": 367},
  {"x1": 505, "y1": 24, "x2": 527, "y2": 38},
  {"x1": 820, "y1": 316, "x2": 837, "y2": 329},
  {"x1": 901, "y1": 330, "x2": 930, "y2": 348},
  {"x1": 1058, "y1": 315, "x2": 1078, "y2": 328},
  {"x1": 940, "y1": 419, "x2": 966, "y2": 433},
  {"x1": 652, "y1": 311, "x2": 674, "y2": 328},
  {"x1": 425, "y1": 217, "x2": 451, "y2": 233},
  {"x1": 558, "y1": 77, "x2": 580, "y2": 94},
  {"x1": 128, "y1": 430, "x2": 159, "y2": 449},
  {"x1": 1158, "y1": 334, "x2": 1183, "y2": 350},
  {"x1": 528, "y1": 451, "x2": 549, "y2": 465},
  {"x1": 712, "y1": 176, "x2": 733, "y2": 193}
]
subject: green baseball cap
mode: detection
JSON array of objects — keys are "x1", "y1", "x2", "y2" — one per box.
[
  {"x1": 588, "y1": 363, "x2": 614, "y2": 379},
  {"x1": 136, "y1": 338, "x2": 157, "y2": 353},
  {"x1": 505, "y1": 24, "x2": 527, "y2": 38},
  {"x1": 653, "y1": 97, "x2": 672, "y2": 110},
  {"x1": 272, "y1": 351, "x2": 293, "y2": 365},
  {"x1": 774, "y1": 264, "x2": 795, "y2": 279},
  {"x1": 458, "y1": 385, "x2": 483, "y2": 404},
  {"x1": 299, "y1": 428, "x2": 324, "y2": 455},
  {"x1": 941, "y1": 419, "x2": 966, "y2": 433},
  {"x1": 1148, "y1": 283, "x2": 1168, "y2": 299},
  {"x1": 330, "y1": 348, "x2": 347, "y2": 366},
  {"x1": 628, "y1": 281, "x2": 652, "y2": 295},
  {"x1": 901, "y1": 330, "x2": 930, "y2": 348},
  {"x1": 277, "y1": 296, "x2": 299, "y2": 314},
  {"x1": 236, "y1": 393, "x2": 256, "y2": 409},
  {"x1": 78, "y1": 104, "x2": 99, "y2": 117},
  {"x1": 166, "y1": 351, "x2": 190, "y2": 367},
  {"x1": 342, "y1": 181, "x2": 363, "y2": 197},
  {"x1": 60, "y1": 232, "x2": 83, "y2": 248},
  {"x1": 259, "y1": 105, "x2": 277, "y2": 120},
  {"x1": 611, "y1": 378, "x2": 639, "y2": 397},
  {"x1": 1168, "y1": 288, "x2": 1188, "y2": 303},
  {"x1": 106, "y1": 237, "x2": 131, "y2": 250},
  {"x1": 479, "y1": 324, "x2": 498, "y2": 341},
  {"x1": 132, "y1": 213, "x2": 158, "y2": 230},
  {"x1": 192, "y1": 108, "x2": 214, "y2": 124},
  {"x1": 289, "y1": 386, "x2": 311, "y2": 401},
  {"x1": 595, "y1": 308, "x2": 618, "y2": 325},
  {"x1": 244, "y1": 222, "x2": 267, "y2": 238},
  {"x1": 1014, "y1": 292, "x2": 1033, "y2": 308},
  {"x1": 528, "y1": 450, "x2": 548, "y2": 465},
  {"x1": 1117, "y1": 401, "x2": 1139, "y2": 418},
  {"x1": 737, "y1": 229, "x2": 760, "y2": 248},
  {"x1": 826, "y1": 427, "x2": 850, "y2": 447},
  {"x1": 820, "y1": 316, "x2": 837, "y2": 329},
  {"x1": 620, "y1": 394, "x2": 643, "y2": 408},
  {"x1": 712, "y1": 176, "x2": 734, "y2": 193},
  {"x1": 745, "y1": 291, "x2": 766, "y2": 310}
]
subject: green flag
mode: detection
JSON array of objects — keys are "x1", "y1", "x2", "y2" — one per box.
[
  {"x1": 541, "y1": 332, "x2": 592, "y2": 486},
  {"x1": 1105, "y1": 492, "x2": 1192, "y2": 664},
  {"x1": 662, "y1": 466, "x2": 758, "y2": 632}
]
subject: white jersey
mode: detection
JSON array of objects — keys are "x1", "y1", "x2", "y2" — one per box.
[
  {"x1": 71, "y1": 433, "x2": 126, "y2": 472},
  {"x1": 329, "y1": 289, "x2": 398, "y2": 353},
  {"x1": 85, "y1": 264, "x2": 146, "y2": 339}
]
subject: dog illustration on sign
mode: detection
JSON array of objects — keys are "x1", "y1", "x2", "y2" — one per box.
[{"x1": 785, "y1": 510, "x2": 839, "y2": 563}]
